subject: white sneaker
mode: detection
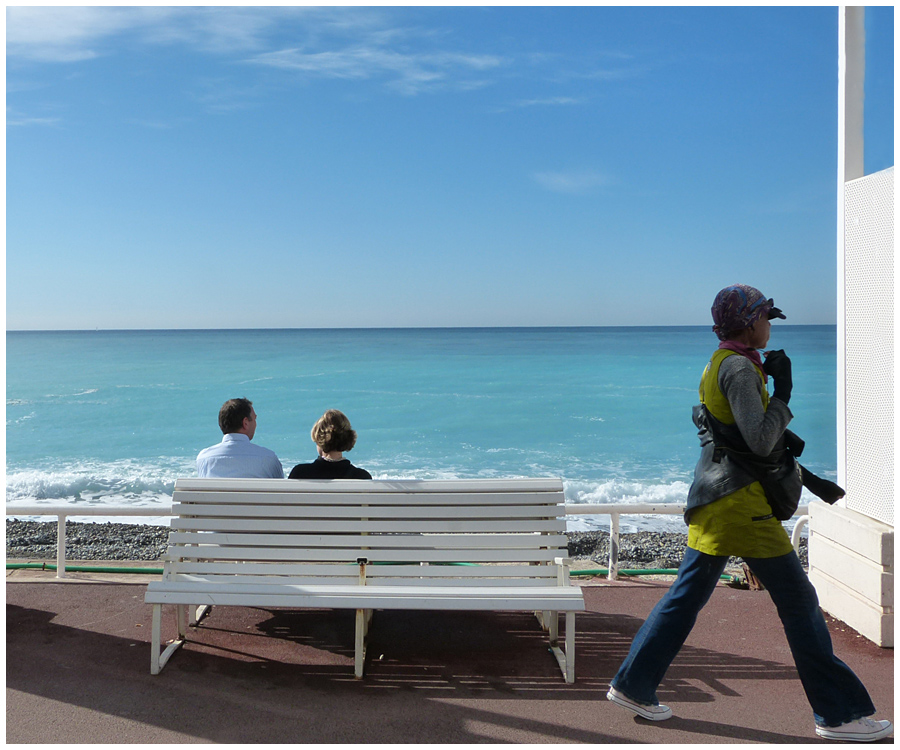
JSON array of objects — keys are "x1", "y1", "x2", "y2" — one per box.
[
  {"x1": 816, "y1": 718, "x2": 893, "y2": 742},
  {"x1": 606, "y1": 686, "x2": 673, "y2": 721}
]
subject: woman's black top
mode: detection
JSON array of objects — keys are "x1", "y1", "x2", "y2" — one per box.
[{"x1": 288, "y1": 457, "x2": 372, "y2": 480}]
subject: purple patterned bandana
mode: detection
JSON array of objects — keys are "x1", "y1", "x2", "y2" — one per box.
[{"x1": 711, "y1": 284, "x2": 784, "y2": 341}]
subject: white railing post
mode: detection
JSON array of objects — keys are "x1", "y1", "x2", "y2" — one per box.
[
  {"x1": 608, "y1": 512, "x2": 620, "y2": 581},
  {"x1": 791, "y1": 515, "x2": 809, "y2": 554},
  {"x1": 56, "y1": 515, "x2": 67, "y2": 579}
]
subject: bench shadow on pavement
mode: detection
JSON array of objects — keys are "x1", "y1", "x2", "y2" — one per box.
[{"x1": 7, "y1": 584, "x2": 814, "y2": 744}]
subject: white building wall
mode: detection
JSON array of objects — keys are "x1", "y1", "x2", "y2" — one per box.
[
  {"x1": 809, "y1": 7, "x2": 894, "y2": 648},
  {"x1": 841, "y1": 166, "x2": 894, "y2": 527}
]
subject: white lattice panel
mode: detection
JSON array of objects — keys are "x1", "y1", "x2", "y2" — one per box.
[{"x1": 842, "y1": 166, "x2": 894, "y2": 527}]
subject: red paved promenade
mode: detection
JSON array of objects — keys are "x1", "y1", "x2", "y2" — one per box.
[{"x1": 6, "y1": 568, "x2": 894, "y2": 744}]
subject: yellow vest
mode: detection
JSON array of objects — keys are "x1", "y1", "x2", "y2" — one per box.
[
  {"x1": 689, "y1": 348, "x2": 791, "y2": 558},
  {"x1": 698, "y1": 349, "x2": 768, "y2": 424}
]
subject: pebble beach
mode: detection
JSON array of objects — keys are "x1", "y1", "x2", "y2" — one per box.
[{"x1": 6, "y1": 519, "x2": 808, "y2": 574}]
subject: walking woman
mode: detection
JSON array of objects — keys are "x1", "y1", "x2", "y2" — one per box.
[{"x1": 606, "y1": 284, "x2": 892, "y2": 742}]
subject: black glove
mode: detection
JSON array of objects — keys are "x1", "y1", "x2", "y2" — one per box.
[
  {"x1": 763, "y1": 349, "x2": 793, "y2": 404},
  {"x1": 800, "y1": 465, "x2": 845, "y2": 504}
]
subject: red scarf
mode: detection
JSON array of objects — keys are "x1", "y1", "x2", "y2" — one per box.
[{"x1": 718, "y1": 341, "x2": 768, "y2": 384}]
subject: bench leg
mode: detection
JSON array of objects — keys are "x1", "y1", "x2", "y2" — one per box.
[
  {"x1": 193, "y1": 604, "x2": 211, "y2": 626},
  {"x1": 176, "y1": 604, "x2": 188, "y2": 638},
  {"x1": 354, "y1": 608, "x2": 372, "y2": 679},
  {"x1": 546, "y1": 611, "x2": 575, "y2": 684},
  {"x1": 151, "y1": 604, "x2": 162, "y2": 675},
  {"x1": 150, "y1": 603, "x2": 185, "y2": 676},
  {"x1": 535, "y1": 610, "x2": 559, "y2": 642}
]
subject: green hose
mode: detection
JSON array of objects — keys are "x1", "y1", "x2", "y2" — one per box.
[
  {"x1": 571, "y1": 567, "x2": 738, "y2": 582},
  {"x1": 7, "y1": 562, "x2": 164, "y2": 574}
]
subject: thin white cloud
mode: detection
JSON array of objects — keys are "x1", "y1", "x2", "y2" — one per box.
[
  {"x1": 516, "y1": 96, "x2": 583, "y2": 108},
  {"x1": 7, "y1": 6, "x2": 162, "y2": 62},
  {"x1": 533, "y1": 169, "x2": 609, "y2": 194},
  {"x1": 584, "y1": 67, "x2": 645, "y2": 81},
  {"x1": 5, "y1": 6, "x2": 306, "y2": 62},
  {"x1": 246, "y1": 46, "x2": 504, "y2": 95},
  {"x1": 6, "y1": 6, "x2": 506, "y2": 96},
  {"x1": 6, "y1": 6, "x2": 638, "y2": 102},
  {"x1": 6, "y1": 112, "x2": 60, "y2": 127}
]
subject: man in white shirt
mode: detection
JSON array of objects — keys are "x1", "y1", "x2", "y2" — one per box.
[{"x1": 196, "y1": 398, "x2": 284, "y2": 478}]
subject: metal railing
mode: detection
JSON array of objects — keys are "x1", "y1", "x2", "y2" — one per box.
[
  {"x1": 7, "y1": 503, "x2": 810, "y2": 580},
  {"x1": 6, "y1": 506, "x2": 173, "y2": 578},
  {"x1": 567, "y1": 503, "x2": 809, "y2": 580}
]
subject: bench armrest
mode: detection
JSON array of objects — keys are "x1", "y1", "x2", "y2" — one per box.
[{"x1": 554, "y1": 557, "x2": 573, "y2": 586}]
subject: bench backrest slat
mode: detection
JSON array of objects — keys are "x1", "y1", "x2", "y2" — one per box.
[
  {"x1": 174, "y1": 491, "x2": 562, "y2": 506},
  {"x1": 167, "y1": 547, "x2": 562, "y2": 563},
  {"x1": 173, "y1": 503, "x2": 562, "y2": 520},
  {"x1": 171, "y1": 518, "x2": 567, "y2": 533},
  {"x1": 167, "y1": 531, "x2": 567, "y2": 550},
  {"x1": 174, "y1": 478, "x2": 563, "y2": 494},
  {"x1": 171, "y1": 561, "x2": 560, "y2": 578}
]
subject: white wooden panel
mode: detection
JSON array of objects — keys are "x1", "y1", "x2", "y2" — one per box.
[
  {"x1": 809, "y1": 535, "x2": 894, "y2": 607},
  {"x1": 174, "y1": 477, "x2": 564, "y2": 494},
  {"x1": 172, "y1": 503, "x2": 563, "y2": 520},
  {"x1": 173, "y1": 561, "x2": 364, "y2": 577},
  {"x1": 172, "y1": 561, "x2": 558, "y2": 579},
  {"x1": 171, "y1": 518, "x2": 567, "y2": 533},
  {"x1": 170, "y1": 576, "x2": 566, "y2": 589},
  {"x1": 146, "y1": 582, "x2": 584, "y2": 609},
  {"x1": 166, "y1": 546, "x2": 561, "y2": 563},
  {"x1": 173, "y1": 573, "x2": 363, "y2": 586},
  {"x1": 167, "y1": 531, "x2": 567, "y2": 550},
  {"x1": 364, "y1": 565, "x2": 558, "y2": 579},
  {"x1": 175, "y1": 491, "x2": 564, "y2": 507},
  {"x1": 147, "y1": 591, "x2": 584, "y2": 611},
  {"x1": 355, "y1": 577, "x2": 562, "y2": 588}
]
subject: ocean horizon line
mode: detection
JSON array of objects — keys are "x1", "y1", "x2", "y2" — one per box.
[{"x1": 6, "y1": 323, "x2": 837, "y2": 334}]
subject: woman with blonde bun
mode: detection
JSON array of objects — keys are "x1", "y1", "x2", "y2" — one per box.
[{"x1": 289, "y1": 409, "x2": 372, "y2": 480}]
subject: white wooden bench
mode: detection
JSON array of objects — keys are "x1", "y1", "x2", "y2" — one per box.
[{"x1": 145, "y1": 477, "x2": 584, "y2": 682}]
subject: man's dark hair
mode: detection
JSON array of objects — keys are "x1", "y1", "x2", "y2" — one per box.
[{"x1": 219, "y1": 398, "x2": 253, "y2": 434}]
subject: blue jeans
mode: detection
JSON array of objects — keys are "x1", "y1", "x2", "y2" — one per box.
[{"x1": 610, "y1": 547, "x2": 876, "y2": 727}]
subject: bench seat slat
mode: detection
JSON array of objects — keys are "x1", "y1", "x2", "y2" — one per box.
[
  {"x1": 165, "y1": 547, "x2": 562, "y2": 563},
  {"x1": 167, "y1": 531, "x2": 568, "y2": 550},
  {"x1": 172, "y1": 504, "x2": 564, "y2": 520},
  {"x1": 146, "y1": 583, "x2": 585, "y2": 611}
]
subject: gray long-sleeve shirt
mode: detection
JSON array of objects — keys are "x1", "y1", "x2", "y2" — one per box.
[{"x1": 717, "y1": 353, "x2": 792, "y2": 456}]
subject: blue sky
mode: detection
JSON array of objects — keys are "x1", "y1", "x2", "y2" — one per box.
[{"x1": 5, "y1": 5, "x2": 894, "y2": 330}]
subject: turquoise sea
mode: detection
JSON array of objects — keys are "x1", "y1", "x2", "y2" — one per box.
[{"x1": 6, "y1": 326, "x2": 837, "y2": 531}]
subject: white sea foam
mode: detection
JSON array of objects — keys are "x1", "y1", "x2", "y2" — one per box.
[
  {"x1": 563, "y1": 479, "x2": 692, "y2": 532},
  {"x1": 565, "y1": 478, "x2": 691, "y2": 505},
  {"x1": 5, "y1": 459, "x2": 190, "y2": 507}
]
